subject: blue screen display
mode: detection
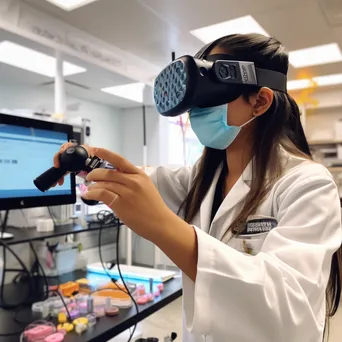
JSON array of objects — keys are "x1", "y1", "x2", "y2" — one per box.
[{"x1": 0, "y1": 124, "x2": 72, "y2": 198}]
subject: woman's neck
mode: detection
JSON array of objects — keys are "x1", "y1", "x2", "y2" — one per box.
[
  {"x1": 222, "y1": 135, "x2": 253, "y2": 196},
  {"x1": 225, "y1": 136, "x2": 253, "y2": 179}
]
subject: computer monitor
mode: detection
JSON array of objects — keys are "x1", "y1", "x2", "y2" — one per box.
[{"x1": 0, "y1": 113, "x2": 76, "y2": 210}]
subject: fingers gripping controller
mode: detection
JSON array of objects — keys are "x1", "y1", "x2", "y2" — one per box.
[{"x1": 33, "y1": 145, "x2": 113, "y2": 206}]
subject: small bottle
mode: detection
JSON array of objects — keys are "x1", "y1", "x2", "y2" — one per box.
[
  {"x1": 105, "y1": 297, "x2": 111, "y2": 311},
  {"x1": 149, "y1": 278, "x2": 153, "y2": 294}
]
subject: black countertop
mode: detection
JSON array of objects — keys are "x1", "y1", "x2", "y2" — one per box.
[{"x1": 0, "y1": 270, "x2": 183, "y2": 342}]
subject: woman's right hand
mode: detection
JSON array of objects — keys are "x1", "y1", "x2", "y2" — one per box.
[{"x1": 52, "y1": 142, "x2": 95, "y2": 187}]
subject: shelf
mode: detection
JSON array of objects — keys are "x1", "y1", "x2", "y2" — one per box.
[
  {"x1": 0, "y1": 269, "x2": 182, "y2": 342},
  {"x1": 4, "y1": 222, "x2": 119, "y2": 246}
]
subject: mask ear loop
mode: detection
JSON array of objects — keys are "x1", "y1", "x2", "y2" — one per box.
[{"x1": 240, "y1": 116, "x2": 257, "y2": 128}]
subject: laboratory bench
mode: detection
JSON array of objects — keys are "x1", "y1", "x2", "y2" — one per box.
[{"x1": 0, "y1": 269, "x2": 183, "y2": 342}]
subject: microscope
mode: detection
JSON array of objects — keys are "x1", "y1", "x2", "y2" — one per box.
[{"x1": 33, "y1": 145, "x2": 113, "y2": 205}]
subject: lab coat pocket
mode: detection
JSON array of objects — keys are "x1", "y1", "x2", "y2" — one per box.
[
  {"x1": 229, "y1": 233, "x2": 268, "y2": 256},
  {"x1": 229, "y1": 215, "x2": 278, "y2": 255}
]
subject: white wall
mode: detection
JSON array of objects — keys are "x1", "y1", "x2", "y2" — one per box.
[
  {"x1": 121, "y1": 105, "x2": 169, "y2": 166},
  {"x1": 306, "y1": 107, "x2": 342, "y2": 142},
  {"x1": 301, "y1": 89, "x2": 342, "y2": 141},
  {"x1": 0, "y1": 84, "x2": 123, "y2": 152},
  {"x1": 120, "y1": 105, "x2": 171, "y2": 266}
]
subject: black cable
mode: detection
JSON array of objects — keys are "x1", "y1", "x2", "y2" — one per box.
[
  {"x1": 29, "y1": 242, "x2": 49, "y2": 301},
  {"x1": 47, "y1": 207, "x2": 57, "y2": 228},
  {"x1": 98, "y1": 219, "x2": 121, "y2": 292},
  {"x1": 0, "y1": 215, "x2": 35, "y2": 309},
  {"x1": 115, "y1": 220, "x2": 138, "y2": 342},
  {"x1": 13, "y1": 246, "x2": 70, "y2": 325},
  {"x1": 46, "y1": 290, "x2": 71, "y2": 320},
  {"x1": 97, "y1": 214, "x2": 138, "y2": 342}
]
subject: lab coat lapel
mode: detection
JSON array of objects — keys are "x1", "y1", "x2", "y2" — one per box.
[
  {"x1": 199, "y1": 165, "x2": 223, "y2": 234},
  {"x1": 210, "y1": 162, "x2": 252, "y2": 240}
]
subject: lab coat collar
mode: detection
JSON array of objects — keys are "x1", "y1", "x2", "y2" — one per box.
[
  {"x1": 202, "y1": 147, "x2": 303, "y2": 237},
  {"x1": 200, "y1": 161, "x2": 251, "y2": 236}
]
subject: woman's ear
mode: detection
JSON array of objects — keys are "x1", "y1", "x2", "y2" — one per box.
[{"x1": 252, "y1": 87, "x2": 274, "y2": 117}]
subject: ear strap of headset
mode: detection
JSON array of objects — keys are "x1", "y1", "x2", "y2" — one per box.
[{"x1": 194, "y1": 36, "x2": 287, "y2": 93}]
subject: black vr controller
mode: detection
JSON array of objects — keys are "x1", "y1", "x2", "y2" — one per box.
[{"x1": 33, "y1": 145, "x2": 109, "y2": 206}]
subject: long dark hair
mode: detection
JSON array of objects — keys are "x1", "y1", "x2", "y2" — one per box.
[{"x1": 179, "y1": 33, "x2": 342, "y2": 332}]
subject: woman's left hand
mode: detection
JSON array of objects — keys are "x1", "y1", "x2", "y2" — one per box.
[{"x1": 82, "y1": 148, "x2": 175, "y2": 242}]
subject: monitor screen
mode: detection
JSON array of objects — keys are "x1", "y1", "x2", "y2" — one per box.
[{"x1": 0, "y1": 114, "x2": 76, "y2": 209}]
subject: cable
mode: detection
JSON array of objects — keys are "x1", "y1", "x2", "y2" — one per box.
[
  {"x1": 29, "y1": 242, "x2": 49, "y2": 301},
  {"x1": 0, "y1": 220, "x2": 35, "y2": 309},
  {"x1": 97, "y1": 214, "x2": 139, "y2": 342},
  {"x1": 98, "y1": 218, "x2": 121, "y2": 291},
  {"x1": 115, "y1": 220, "x2": 138, "y2": 342},
  {"x1": 47, "y1": 207, "x2": 57, "y2": 228}
]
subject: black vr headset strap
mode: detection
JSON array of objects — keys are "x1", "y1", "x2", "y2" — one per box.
[
  {"x1": 255, "y1": 68, "x2": 287, "y2": 92},
  {"x1": 194, "y1": 36, "x2": 230, "y2": 59},
  {"x1": 195, "y1": 38, "x2": 288, "y2": 93}
]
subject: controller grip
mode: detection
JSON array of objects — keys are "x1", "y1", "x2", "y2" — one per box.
[
  {"x1": 34, "y1": 167, "x2": 67, "y2": 192},
  {"x1": 81, "y1": 197, "x2": 100, "y2": 206}
]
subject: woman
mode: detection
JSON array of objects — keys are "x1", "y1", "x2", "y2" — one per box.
[{"x1": 55, "y1": 34, "x2": 342, "y2": 342}]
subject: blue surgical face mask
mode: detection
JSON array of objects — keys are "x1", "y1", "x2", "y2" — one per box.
[{"x1": 189, "y1": 104, "x2": 256, "y2": 150}]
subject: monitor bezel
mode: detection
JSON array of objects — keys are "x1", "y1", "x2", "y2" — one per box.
[{"x1": 0, "y1": 113, "x2": 76, "y2": 210}]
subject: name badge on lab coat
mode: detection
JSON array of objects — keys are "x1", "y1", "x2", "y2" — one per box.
[{"x1": 231, "y1": 216, "x2": 278, "y2": 256}]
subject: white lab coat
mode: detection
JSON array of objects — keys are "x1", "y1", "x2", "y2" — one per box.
[{"x1": 150, "y1": 149, "x2": 342, "y2": 342}]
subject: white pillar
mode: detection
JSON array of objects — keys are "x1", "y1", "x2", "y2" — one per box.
[
  {"x1": 125, "y1": 85, "x2": 149, "y2": 266},
  {"x1": 54, "y1": 51, "x2": 66, "y2": 118}
]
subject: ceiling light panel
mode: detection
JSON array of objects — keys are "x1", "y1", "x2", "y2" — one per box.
[
  {"x1": 313, "y1": 73, "x2": 342, "y2": 87},
  {"x1": 0, "y1": 41, "x2": 86, "y2": 77},
  {"x1": 289, "y1": 43, "x2": 342, "y2": 68},
  {"x1": 45, "y1": 0, "x2": 99, "y2": 11},
  {"x1": 101, "y1": 83, "x2": 146, "y2": 103},
  {"x1": 190, "y1": 15, "x2": 269, "y2": 44},
  {"x1": 287, "y1": 73, "x2": 342, "y2": 91},
  {"x1": 287, "y1": 79, "x2": 313, "y2": 91}
]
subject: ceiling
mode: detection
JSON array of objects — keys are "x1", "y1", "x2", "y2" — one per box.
[
  {"x1": 0, "y1": 29, "x2": 146, "y2": 108},
  {"x1": 1, "y1": 0, "x2": 342, "y2": 108},
  {"x1": 22, "y1": 0, "x2": 342, "y2": 77}
]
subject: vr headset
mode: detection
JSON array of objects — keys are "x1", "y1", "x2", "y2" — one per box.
[{"x1": 153, "y1": 39, "x2": 288, "y2": 117}]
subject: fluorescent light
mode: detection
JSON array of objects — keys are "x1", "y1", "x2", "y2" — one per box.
[
  {"x1": 287, "y1": 74, "x2": 342, "y2": 91},
  {"x1": 289, "y1": 43, "x2": 342, "y2": 68},
  {"x1": 287, "y1": 79, "x2": 313, "y2": 91},
  {"x1": 0, "y1": 41, "x2": 86, "y2": 77},
  {"x1": 313, "y1": 74, "x2": 342, "y2": 87},
  {"x1": 101, "y1": 83, "x2": 145, "y2": 103},
  {"x1": 190, "y1": 15, "x2": 269, "y2": 44},
  {"x1": 45, "y1": 0, "x2": 99, "y2": 11}
]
